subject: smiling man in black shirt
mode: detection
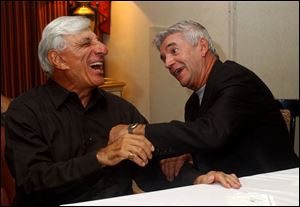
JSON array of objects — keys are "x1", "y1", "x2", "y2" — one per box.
[{"x1": 5, "y1": 16, "x2": 154, "y2": 205}]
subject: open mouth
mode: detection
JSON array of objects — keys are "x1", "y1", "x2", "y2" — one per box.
[
  {"x1": 90, "y1": 62, "x2": 103, "y2": 71},
  {"x1": 173, "y1": 67, "x2": 184, "y2": 77}
]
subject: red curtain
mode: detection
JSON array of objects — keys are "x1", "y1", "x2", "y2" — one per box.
[
  {"x1": 92, "y1": 1, "x2": 111, "y2": 34},
  {"x1": 1, "y1": 1, "x2": 68, "y2": 98}
]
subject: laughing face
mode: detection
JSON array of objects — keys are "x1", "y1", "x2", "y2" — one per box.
[
  {"x1": 55, "y1": 30, "x2": 108, "y2": 91},
  {"x1": 159, "y1": 32, "x2": 204, "y2": 90}
]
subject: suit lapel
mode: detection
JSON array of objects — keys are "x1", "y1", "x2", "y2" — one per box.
[
  {"x1": 198, "y1": 59, "x2": 222, "y2": 113},
  {"x1": 185, "y1": 92, "x2": 200, "y2": 121}
]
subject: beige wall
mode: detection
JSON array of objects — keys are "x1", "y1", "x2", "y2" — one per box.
[
  {"x1": 104, "y1": 2, "x2": 151, "y2": 119},
  {"x1": 105, "y1": 1, "x2": 299, "y2": 155},
  {"x1": 234, "y1": 1, "x2": 299, "y2": 98},
  {"x1": 105, "y1": 1, "x2": 232, "y2": 119}
]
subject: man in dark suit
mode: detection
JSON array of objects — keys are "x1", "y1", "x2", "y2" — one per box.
[{"x1": 109, "y1": 20, "x2": 299, "y2": 190}]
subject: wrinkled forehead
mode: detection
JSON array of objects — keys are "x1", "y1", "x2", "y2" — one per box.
[
  {"x1": 63, "y1": 29, "x2": 95, "y2": 41},
  {"x1": 159, "y1": 32, "x2": 186, "y2": 51}
]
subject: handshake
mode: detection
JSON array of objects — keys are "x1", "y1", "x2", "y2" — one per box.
[{"x1": 96, "y1": 123, "x2": 154, "y2": 167}]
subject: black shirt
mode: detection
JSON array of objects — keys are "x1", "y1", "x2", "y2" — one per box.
[{"x1": 5, "y1": 79, "x2": 147, "y2": 205}]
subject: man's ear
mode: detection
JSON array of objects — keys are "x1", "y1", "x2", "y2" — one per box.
[
  {"x1": 47, "y1": 50, "x2": 69, "y2": 70},
  {"x1": 198, "y1": 38, "x2": 209, "y2": 56}
]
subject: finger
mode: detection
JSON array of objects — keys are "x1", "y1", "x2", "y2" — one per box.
[
  {"x1": 127, "y1": 152, "x2": 136, "y2": 160},
  {"x1": 230, "y1": 173, "x2": 240, "y2": 182},
  {"x1": 127, "y1": 146, "x2": 150, "y2": 166},
  {"x1": 160, "y1": 160, "x2": 168, "y2": 176},
  {"x1": 214, "y1": 172, "x2": 232, "y2": 188},
  {"x1": 194, "y1": 174, "x2": 214, "y2": 184},
  {"x1": 132, "y1": 134, "x2": 155, "y2": 152},
  {"x1": 217, "y1": 172, "x2": 241, "y2": 189},
  {"x1": 163, "y1": 161, "x2": 171, "y2": 181},
  {"x1": 119, "y1": 137, "x2": 152, "y2": 164},
  {"x1": 167, "y1": 161, "x2": 176, "y2": 182},
  {"x1": 160, "y1": 159, "x2": 167, "y2": 166},
  {"x1": 174, "y1": 160, "x2": 184, "y2": 177},
  {"x1": 216, "y1": 172, "x2": 241, "y2": 189},
  {"x1": 104, "y1": 136, "x2": 152, "y2": 167},
  {"x1": 161, "y1": 160, "x2": 175, "y2": 182},
  {"x1": 127, "y1": 139, "x2": 155, "y2": 166},
  {"x1": 111, "y1": 136, "x2": 150, "y2": 166},
  {"x1": 226, "y1": 174, "x2": 241, "y2": 189},
  {"x1": 125, "y1": 134, "x2": 154, "y2": 160},
  {"x1": 127, "y1": 152, "x2": 148, "y2": 167}
]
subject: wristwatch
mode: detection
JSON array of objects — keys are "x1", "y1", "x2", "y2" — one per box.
[{"x1": 128, "y1": 123, "x2": 139, "y2": 134}]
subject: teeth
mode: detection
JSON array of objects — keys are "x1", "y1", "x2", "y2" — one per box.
[
  {"x1": 90, "y1": 62, "x2": 103, "y2": 67},
  {"x1": 174, "y1": 66, "x2": 185, "y2": 76}
]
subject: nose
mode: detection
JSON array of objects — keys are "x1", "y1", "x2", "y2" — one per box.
[
  {"x1": 94, "y1": 41, "x2": 108, "y2": 56},
  {"x1": 164, "y1": 55, "x2": 175, "y2": 69}
]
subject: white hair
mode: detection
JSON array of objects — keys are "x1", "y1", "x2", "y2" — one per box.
[
  {"x1": 38, "y1": 16, "x2": 91, "y2": 76},
  {"x1": 153, "y1": 20, "x2": 217, "y2": 55}
]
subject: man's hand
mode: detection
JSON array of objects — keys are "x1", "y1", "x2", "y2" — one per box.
[
  {"x1": 97, "y1": 133, "x2": 154, "y2": 167},
  {"x1": 193, "y1": 171, "x2": 241, "y2": 189},
  {"x1": 109, "y1": 124, "x2": 146, "y2": 144},
  {"x1": 108, "y1": 124, "x2": 128, "y2": 144},
  {"x1": 160, "y1": 154, "x2": 191, "y2": 182}
]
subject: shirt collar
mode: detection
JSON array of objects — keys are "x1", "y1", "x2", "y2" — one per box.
[
  {"x1": 195, "y1": 84, "x2": 206, "y2": 105},
  {"x1": 46, "y1": 79, "x2": 104, "y2": 109}
]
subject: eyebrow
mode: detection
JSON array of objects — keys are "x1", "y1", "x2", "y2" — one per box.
[
  {"x1": 166, "y1": 42, "x2": 176, "y2": 48},
  {"x1": 80, "y1": 37, "x2": 92, "y2": 44},
  {"x1": 160, "y1": 42, "x2": 177, "y2": 61},
  {"x1": 73, "y1": 37, "x2": 90, "y2": 46}
]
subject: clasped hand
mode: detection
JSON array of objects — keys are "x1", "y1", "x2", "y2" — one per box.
[{"x1": 96, "y1": 124, "x2": 154, "y2": 167}]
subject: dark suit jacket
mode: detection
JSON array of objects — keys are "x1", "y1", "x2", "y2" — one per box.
[{"x1": 145, "y1": 59, "x2": 299, "y2": 177}]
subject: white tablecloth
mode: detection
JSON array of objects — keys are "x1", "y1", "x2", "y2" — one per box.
[{"x1": 63, "y1": 167, "x2": 299, "y2": 206}]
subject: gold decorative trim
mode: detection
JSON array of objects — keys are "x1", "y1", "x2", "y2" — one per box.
[{"x1": 99, "y1": 78, "x2": 126, "y2": 97}]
